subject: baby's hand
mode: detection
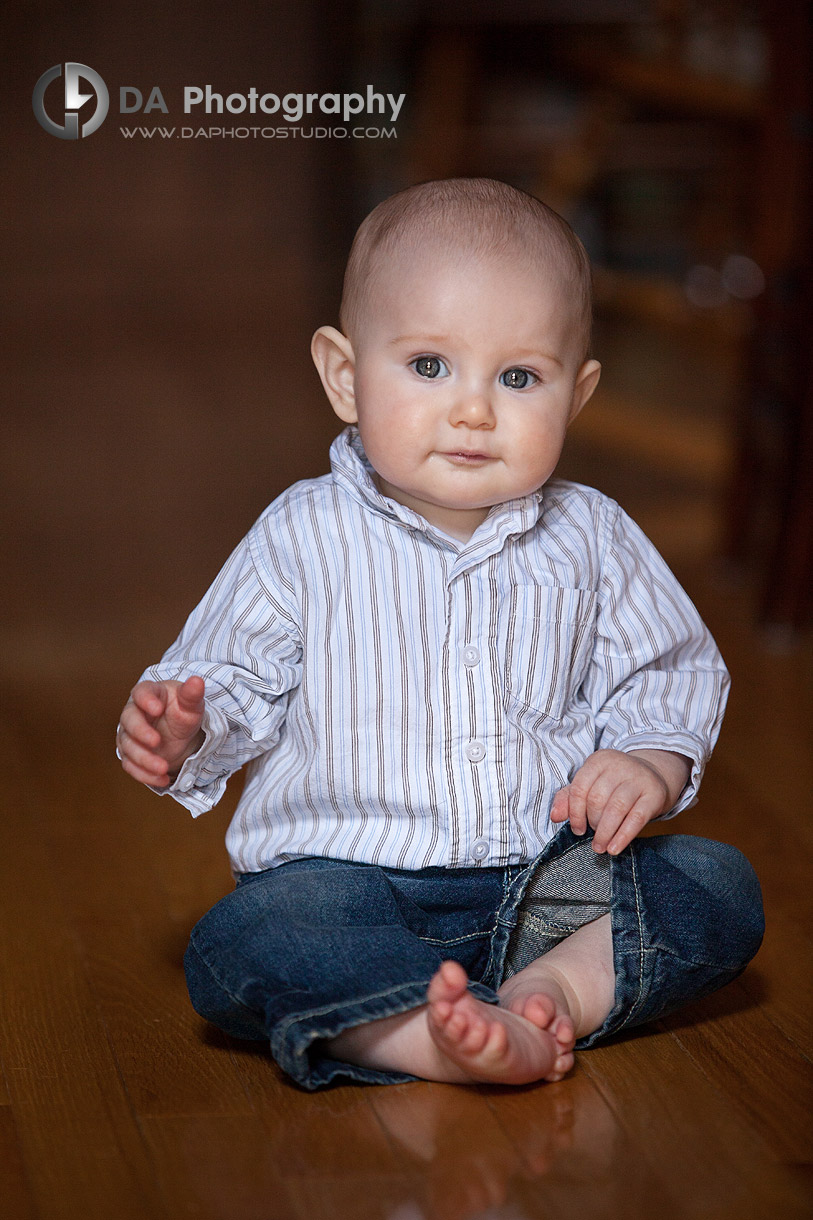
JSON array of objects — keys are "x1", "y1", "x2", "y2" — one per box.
[
  {"x1": 550, "y1": 749, "x2": 688, "y2": 855},
  {"x1": 117, "y1": 676, "x2": 206, "y2": 788}
]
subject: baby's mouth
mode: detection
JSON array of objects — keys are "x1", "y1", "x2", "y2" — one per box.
[{"x1": 440, "y1": 450, "x2": 494, "y2": 465}]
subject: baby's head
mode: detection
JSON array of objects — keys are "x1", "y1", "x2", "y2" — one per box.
[
  {"x1": 312, "y1": 178, "x2": 601, "y2": 542},
  {"x1": 340, "y1": 177, "x2": 593, "y2": 363}
]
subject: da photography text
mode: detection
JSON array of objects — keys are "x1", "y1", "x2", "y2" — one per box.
[{"x1": 33, "y1": 63, "x2": 405, "y2": 141}]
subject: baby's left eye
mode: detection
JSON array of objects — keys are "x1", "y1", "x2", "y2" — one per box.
[{"x1": 500, "y1": 368, "x2": 537, "y2": 389}]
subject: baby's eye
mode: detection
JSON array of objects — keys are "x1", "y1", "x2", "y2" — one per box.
[
  {"x1": 411, "y1": 356, "x2": 448, "y2": 379},
  {"x1": 500, "y1": 367, "x2": 537, "y2": 390}
]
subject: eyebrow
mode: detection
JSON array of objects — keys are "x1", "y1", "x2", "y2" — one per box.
[
  {"x1": 513, "y1": 348, "x2": 563, "y2": 368},
  {"x1": 389, "y1": 335, "x2": 564, "y2": 369},
  {"x1": 388, "y1": 334, "x2": 450, "y2": 346}
]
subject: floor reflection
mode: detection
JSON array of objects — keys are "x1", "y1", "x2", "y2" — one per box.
[{"x1": 275, "y1": 1066, "x2": 621, "y2": 1220}]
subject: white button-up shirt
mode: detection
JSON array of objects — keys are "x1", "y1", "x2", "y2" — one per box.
[{"x1": 140, "y1": 426, "x2": 729, "y2": 875}]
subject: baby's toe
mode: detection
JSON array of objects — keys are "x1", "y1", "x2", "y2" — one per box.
[
  {"x1": 504, "y1": 991, "x2": 559, "y2": 1032},
  {"x1": 445, "y1": 1007, "x2": 470, "y2": 1042},
  {"x1": 460, "y1": 1014, "x2": 490, "y2": 1055},
  {"x1": 482, "y1": 1018, "x2": 509, "y2": 1059},
  {"x1": 550, "y1": 1014, "x2": 576, "y2": 1051},
  {"x1": 546, "y1": 1050, "x2": 575, "y2": 1081},
  {"x1": 523, "y1": 993, "x2": 557, "y2": 1029},
  {"x1": 427, "y1": 960, "x2": 469, "y2": 1008}
]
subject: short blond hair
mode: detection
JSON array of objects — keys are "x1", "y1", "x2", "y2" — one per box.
[{"x1": 340, "y1": 177, "x2": 593, "y2": 359}]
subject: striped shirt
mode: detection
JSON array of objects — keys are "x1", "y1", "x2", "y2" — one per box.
[{"x1": 142, "y1": 425, "x2": 729, "y2": 875}]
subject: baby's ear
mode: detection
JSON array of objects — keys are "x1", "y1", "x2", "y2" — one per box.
[
  {"x1": 568, "y1": 358, "x2": 601, "y2": 424},
  {"x1": 311, "y1": 326, "x2": 357, "y2": 423}
]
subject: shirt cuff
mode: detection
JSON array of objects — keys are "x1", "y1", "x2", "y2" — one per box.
[
  {"x1": 147, "y1": 702, "x2": 232, "y2": 817},
  {"x1": 604, "y1": 731, "x2": 708, "y2": 818}
]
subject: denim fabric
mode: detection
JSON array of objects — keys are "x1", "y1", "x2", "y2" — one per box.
[{"x1": 184, "y1": 827, "x2": 764, "y2": 1089}]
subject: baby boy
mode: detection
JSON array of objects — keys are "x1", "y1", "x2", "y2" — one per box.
[{"x1": 117, "y1": 178, "x2": 763, "y2": 1090}]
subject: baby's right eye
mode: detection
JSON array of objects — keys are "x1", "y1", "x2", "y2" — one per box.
[{"x1": 411, "y1": 356, "x2": 448, "y2": 379}]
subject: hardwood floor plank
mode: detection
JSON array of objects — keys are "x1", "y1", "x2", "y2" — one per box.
[
  {"x1": 221, "y1": 1055, "x2": 415, "y2": 1220},
  {"x1": 20, "y1": 699, "x2": 258, "y2": 1120},
  {"x1": 736, "y1": 914, "x2": 813, "y2": 1057},
  {"x1": 575, "y1": 1027, "x2": 810, "y2": 1219},
  {"x1": 0, "y1": 1058, "x2": 12, "y2": 1107},
  {"x1": 659, "y1": 977, "x2": 813, "y2": 1162},
  {"x1": 0, "y1": 864, "x2": 166, "y2": 1220},
  {"x1": 481, "y1": 1071, "x2": 667, "y2": 1220},
  {"x1": 0, "y1": 1107, "x2": 38, "y2": 1220},
  {"x1": 370, "y1": 1082, "x2": 529, "y2": 1218},
  {"x1": 141, "y1": 1115, "x2": 299, "y2": 1220},
  {"x1": 229, "y1": 1042, "x2": 405, "y2": 1175},
  {"x1": 286, "y1": 1173, "x2": 417, "y2": 1220}
]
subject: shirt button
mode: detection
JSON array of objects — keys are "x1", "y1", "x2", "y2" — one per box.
[
  {"x1": 462, "y1": 645, "x2": 481, "y2": 666},
  {"x1": 177, "y1": 774, "x2": 194, "y2": 792},
  {"x1": 465, "y1": 740, "x2": 486, "y2": 763},
  {"x1": 472, "y1": 838, "x2": 489, "y2": 860}
]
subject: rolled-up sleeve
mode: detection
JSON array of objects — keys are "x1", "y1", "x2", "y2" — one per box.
[
  {"x1": 583, "y1": 502, "x2": 729, "y2": 815},
  {"x1": 138, "y1": 534, "x2": 302, "y2": 816}
]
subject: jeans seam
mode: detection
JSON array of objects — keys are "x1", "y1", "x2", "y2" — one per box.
[
  {"x1": 480, "y1": 867, "x2": 513, "y2": 986},
  {"x1": 614, "y1": 846, "x2": 647, "y2": 1034},
  {"x1": 416, "y1": 931, "x2": 492, "y2": 946},
  {"x1": 646, "y1": 942, "x2": 745, "y2": 971},
  {"x1": 514, "y1": 915, "x2": 603, "y2": 933}
]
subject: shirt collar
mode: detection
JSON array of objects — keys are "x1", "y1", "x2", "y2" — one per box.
[{"x1": 329, "y1": 425, "x2": 545, "y2": 549}]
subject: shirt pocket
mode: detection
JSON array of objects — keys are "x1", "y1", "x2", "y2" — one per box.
[{"x1": 502, "y1": 586, "x2": 597, "y2": 725}]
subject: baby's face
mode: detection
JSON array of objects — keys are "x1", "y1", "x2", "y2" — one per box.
[{"x1": 339, "y1": 247, "x2": 599, "y2": 541}]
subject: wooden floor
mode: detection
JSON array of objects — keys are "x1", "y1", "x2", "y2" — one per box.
[{"x1": 1, "y1": 577, "x2": 811, "y2": 1220}]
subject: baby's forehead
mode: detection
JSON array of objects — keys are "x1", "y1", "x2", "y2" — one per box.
[{"x1": 364, "y1": 233, "x2": 570, "y2": 305}]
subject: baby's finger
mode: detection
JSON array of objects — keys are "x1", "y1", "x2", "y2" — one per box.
[
  {"x1": 549, "y1": 786, "x2": 571, "y2": 824},
  {"x1": 130, "y1": 680, "x2": 169, "y2": 720},
  {"x1": 177, "y1": 675, "x2": 205, "y2": 710},
  {"x1": 564, "y1": 783, "x2": 591, "y2": 835},
  {"x1": 118, "y1": 730, "x2": 170, "y2": 781},
  {"x1": 119, "y1": 703, "x2": 161, "y2": 749},
  {"x1": 119, "y1": 752, "x2": 171, "y2": 788},
  {"x1": 605, "y1": 799, "x2": 655, "y2": 856},
  {"x1": 584, "y1": 772, "x2": 625, "y2": 831},
  {"x1": 590, "y1": 779, "x2": 648, "y2": 852},
  {"x1": 565, "y1": 754, "x2": 612, "y2": 833}
]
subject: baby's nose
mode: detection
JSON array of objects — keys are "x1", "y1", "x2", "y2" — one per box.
[{"x1": 450, "y1": 387, "x2": 495, "y2": 426}]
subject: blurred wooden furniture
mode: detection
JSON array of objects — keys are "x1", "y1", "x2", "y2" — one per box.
[
  {"x1": 397, "y1": 0, "x2": 812, "y2": 633},
  {"x1": 725, "y1": 3, "x2": 812, "y2": 633}
]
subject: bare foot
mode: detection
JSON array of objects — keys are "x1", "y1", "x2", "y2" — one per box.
[
  {"x1": 499, "y1": 912, "x2": 616, "y2": 1060},
  {"x1": 497, "y1": 965, "x2": 578, "y2": 1080},
  {"x1": 325, "y1": 917, "x2": 614, "y2": 1084},
  {"x1": 426, "y1": 961, "x2": 570, "y2": 1085}
]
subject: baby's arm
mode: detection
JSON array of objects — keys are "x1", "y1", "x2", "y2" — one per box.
[
  {"x1": 117, "y1": 676, "x2": 206, "y2": 788},
  {"x1": 550, "y1": 748, "x2": 691, "y2": 856},
  {"x1": 568, "y1": 498, "x2": 729, "y2": 849}
]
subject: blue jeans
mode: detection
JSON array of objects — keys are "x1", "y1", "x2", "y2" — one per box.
[{"x1": 183, "y1": 826, "x2": 764, "y2": 1090}]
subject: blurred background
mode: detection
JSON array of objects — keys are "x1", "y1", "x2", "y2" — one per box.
[{"x1": 2, "y1": 0, "x2": 811, "y2": 756}]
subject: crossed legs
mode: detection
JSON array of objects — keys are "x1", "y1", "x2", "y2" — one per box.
[{"x1": 325, "y1": 912, "x2": 615, "y2": 1085}]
